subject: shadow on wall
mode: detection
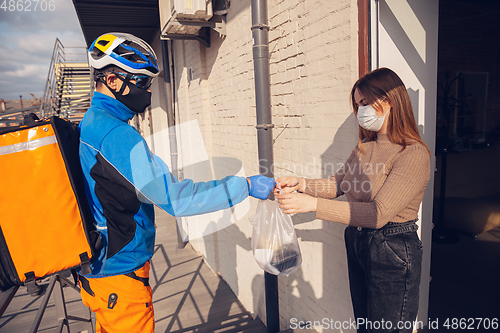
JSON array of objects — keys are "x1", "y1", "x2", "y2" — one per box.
[
  {"x1": 379, "y1": 0, "x2": 428, "y2": 78},
  {"x1": 187, "y1": 155, "x2": 253, "y2": 302},
  {"x1": 202, "y1": 0, "x2": 252, "y2": 78},
  {"x1": 407, "y1": 88, "x2": 419, "y2": 127},
  {"x1": 379, "y1": 0, "x2": 435, "y2": 143},
  {"x1": 270, "y1": 114, "x2": 358, "y2": 331},
  {"x1": 171, "y1": 0, "x2": 251, "y2": 95},
  {"x1": 193, "y1": 114, "x2": 359, "y2": 330},
  {"x1": 201, "y1": 210, "x2": 252, "y2": 296}
]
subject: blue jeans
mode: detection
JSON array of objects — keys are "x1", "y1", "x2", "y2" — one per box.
[{"x1": 344, "y1": 220, "x2": 423, "y2": 333}]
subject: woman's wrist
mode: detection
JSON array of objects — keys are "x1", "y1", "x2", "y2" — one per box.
[{"x1": 298, "y1": 177, "x2": 307, "y2": 192}]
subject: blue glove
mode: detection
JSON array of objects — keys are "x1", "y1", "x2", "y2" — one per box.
[{"x1": 247, "y1": 175, "x2": 276, "y2": 200}]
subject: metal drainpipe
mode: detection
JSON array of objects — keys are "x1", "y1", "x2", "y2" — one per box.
[
  {"x1": 251, "y1": 1, "x2": 279, "y2": 332},
  {"x1": 161, "y1": 39, "x2": 187, "y2": 249}
]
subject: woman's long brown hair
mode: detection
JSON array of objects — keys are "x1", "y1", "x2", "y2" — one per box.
[{"x1": 350, "y1": 67, "x2": 431, "y2": 155}]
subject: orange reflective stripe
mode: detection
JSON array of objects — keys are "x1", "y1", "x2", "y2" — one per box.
[
  {"x1": 0, "y1": 135, "x2": 57, "y2": 156},
  {"x1": 0, "y1": 124, "x2": 55, "y2": 147}
]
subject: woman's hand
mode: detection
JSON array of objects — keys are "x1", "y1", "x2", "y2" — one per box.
[
  {"x1": 276, "y1": 192, "x2": 318, "y2": 214},
  {"x1": 275, "y1": 177, "x2": 306, "y2": 194}
]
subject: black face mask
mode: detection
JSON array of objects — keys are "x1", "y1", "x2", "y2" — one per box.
[{"x1": 104, "y1": 73, "x2": 151, "y2": 113}]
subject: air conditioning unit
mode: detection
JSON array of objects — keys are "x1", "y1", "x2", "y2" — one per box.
[{"x1": 160, "y1": 0, "x2": 213, "y2": 37}]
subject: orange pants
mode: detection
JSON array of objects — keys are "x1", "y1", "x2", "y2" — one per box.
[{"x1": 79, "y1": 262, "x2": 154, "y2": 333}]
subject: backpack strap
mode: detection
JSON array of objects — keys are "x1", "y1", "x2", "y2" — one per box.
[
  {"x1": 79, "y1": 252, "x2": 91, "y2": 276},
  {"x1": 79, "y1": 275, "x2": 94, "y2": 296},
  {"x1": 24, "y1": 271, "x2": 41, "y2": 296}
]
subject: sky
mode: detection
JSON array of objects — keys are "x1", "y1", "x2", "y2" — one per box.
[{"x1": 0, "y1": 0, "x2": 86, "y2": 101}]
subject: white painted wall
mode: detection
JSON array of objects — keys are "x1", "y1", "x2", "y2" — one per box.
[{"x1": 146, "y1": 1, "x2": 361, "y2": 332}]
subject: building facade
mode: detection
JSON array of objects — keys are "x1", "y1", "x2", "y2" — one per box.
[{"x1": 131, "y1": 1, "x2": 439, "y2": 331}]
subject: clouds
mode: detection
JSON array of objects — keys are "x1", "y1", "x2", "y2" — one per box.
[
  {"x1": 4, "y1": 64, "x2": 47, "y2": 78},
  {"x1": 0, "y1": 0, "x2": 86, "y2": 100}
]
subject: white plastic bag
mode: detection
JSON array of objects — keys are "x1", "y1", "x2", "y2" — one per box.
[{"x1": 249, "y1": 200, "x2": 302, "y2": 276}]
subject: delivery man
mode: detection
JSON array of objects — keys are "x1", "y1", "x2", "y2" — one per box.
[{"x1": 78, "y1": 32, "x2": 274, "y2": 332}]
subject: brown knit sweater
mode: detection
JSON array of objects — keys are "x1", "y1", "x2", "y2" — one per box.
[{"x1": 303, "y1": 134, "x2": 430, "y2": 229}]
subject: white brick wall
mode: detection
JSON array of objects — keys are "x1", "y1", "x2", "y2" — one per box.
[
  {"x1": 148, "y1": 1, "x2": 361, "y2": 332},
  {"x1": 267, "y1": 2, "x2": 359, "y2": 328}
]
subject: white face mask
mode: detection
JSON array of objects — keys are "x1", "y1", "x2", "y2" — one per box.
[{"x1": 357, "y1": 104, "x2": 389, "y2": 132}]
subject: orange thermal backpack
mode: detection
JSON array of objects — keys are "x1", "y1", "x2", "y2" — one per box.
[{"x1": 0, "y1": 116, "x2": 100, "y2": 293}]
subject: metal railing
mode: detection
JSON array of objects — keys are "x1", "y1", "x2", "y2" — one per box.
[
  {"x1": 39, "y1": 39, "x2": 91, "y2": 121},
  {"x1": 0, "y1": 273, "x2": 95, "y2": 333},
  {"x1": 40, "y1": 39, "x2": 65, "y2": 118},
  {"x1": 0, "y1": 39, "x2": 90, "y2": 127},
  {"x1": 0, "y1": 105, "x2": 42, "y2": 126}
]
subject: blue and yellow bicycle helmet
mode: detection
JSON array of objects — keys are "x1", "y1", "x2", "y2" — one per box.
[{"x1": 88, "y1": 32, "x2": 159, "y2": 77}]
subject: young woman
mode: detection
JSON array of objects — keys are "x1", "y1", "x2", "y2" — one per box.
[{"x1": 276, "y1": 68, "x2": 431, "y2": 333}]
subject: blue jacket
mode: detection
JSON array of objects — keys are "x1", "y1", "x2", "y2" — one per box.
[{"x1": 79, "y1": 92, "x2": 249, "y2": 277}]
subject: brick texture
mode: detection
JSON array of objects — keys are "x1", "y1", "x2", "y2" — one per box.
[{"x1": 144, "y1": 1, "x2": 361, "y2": 332}]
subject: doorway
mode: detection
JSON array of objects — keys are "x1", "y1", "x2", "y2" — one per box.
[{"x1": 430, "y1": 0, "x2": 500, "y2": 327}]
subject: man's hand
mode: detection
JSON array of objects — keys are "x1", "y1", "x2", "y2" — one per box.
[
  {"x1": 247, "y1": 175, "x2": 276, "y2": 200},
  {"x1": 275, "y1": 176, "x2": 306, "y2": 194}
]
